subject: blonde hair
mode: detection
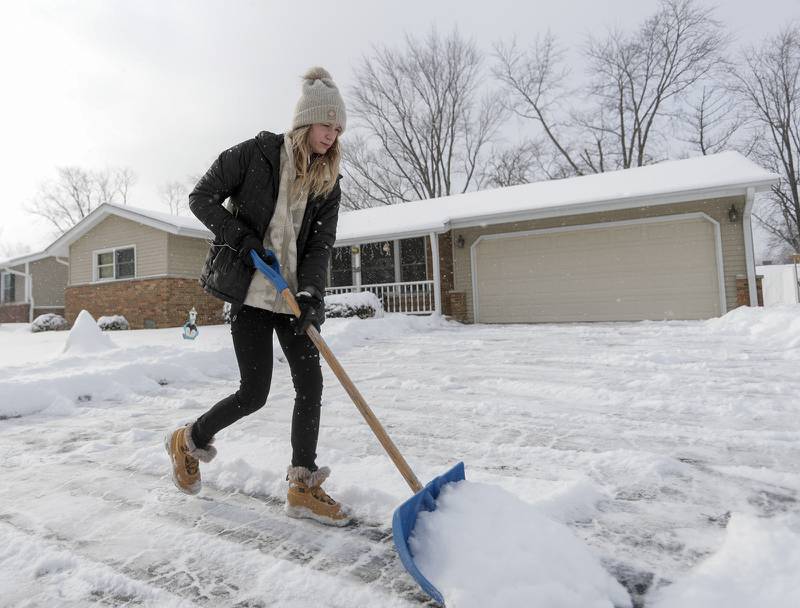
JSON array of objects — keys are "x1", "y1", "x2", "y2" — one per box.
[{"x1": 289, "y1": 125, "x2": 341, "y2": 199}]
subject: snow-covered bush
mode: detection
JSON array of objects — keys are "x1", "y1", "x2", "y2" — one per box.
[
  {"x1": 97, "y1": 315, "x2": 130, "y2": 331},
  {"x1": 31, "y1": 313, "x2": 69, "y2": 333},
  {"x1": 325, "y1": 292, "x2": 383, "y2": 319}
]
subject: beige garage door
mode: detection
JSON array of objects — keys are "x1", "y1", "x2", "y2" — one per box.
[{"x1": 474, "y1": 217, "x2": 723, "y2": 323}]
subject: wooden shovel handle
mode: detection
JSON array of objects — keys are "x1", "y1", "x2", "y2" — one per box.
[{"x1": 283, "y1": 289, "x2": 423, "y2": 493}]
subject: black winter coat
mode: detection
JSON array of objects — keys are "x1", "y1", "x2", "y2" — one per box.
[{"x1": 189, "y1": 131, "x2": 341, "y2": 307}]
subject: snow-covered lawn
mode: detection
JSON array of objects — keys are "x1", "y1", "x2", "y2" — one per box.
[{"x1": 1, "y1": 307, "x2": 799, "y2": 607}]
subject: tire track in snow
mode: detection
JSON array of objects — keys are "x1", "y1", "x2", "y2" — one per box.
[{"x1": 0, "y1": 457, "x2": 435, "y2": 607}]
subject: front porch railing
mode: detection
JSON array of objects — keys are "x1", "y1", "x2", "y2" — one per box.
[{"x1": 326, "y1": 280, "x2": 436, "y2": 314}]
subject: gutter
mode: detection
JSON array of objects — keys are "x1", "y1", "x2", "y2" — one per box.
[
  {"x1": 448, "y1": 181, "x2": 778, "y2": 232},
  {"x1": 26, "y1": 262, "x2": 34, "y2": 323},
  {"x1": 743, "y1": 187, "x2": 759, "y2": 306}
]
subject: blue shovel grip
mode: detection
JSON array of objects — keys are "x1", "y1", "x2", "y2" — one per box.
[{"x1": 250, "y1": 249, "x2": 288, "y2": 292}]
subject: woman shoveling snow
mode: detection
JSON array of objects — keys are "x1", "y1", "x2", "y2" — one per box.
[{"x1": 165, "y1": 66, "x2": 350, "y2": 526}]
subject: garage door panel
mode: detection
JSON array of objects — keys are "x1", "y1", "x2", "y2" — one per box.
[{"x1": 475, "y1": 219, "x2": 721, "y2": 323}]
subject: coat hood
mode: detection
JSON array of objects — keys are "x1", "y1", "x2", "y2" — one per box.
[{"x1": 255, "y1": 131, "x2": 284, "y2": 167}]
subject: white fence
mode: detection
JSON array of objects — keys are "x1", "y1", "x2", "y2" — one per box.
[
  {"x1": 757, "y1": 264, "x2": 800, "y2": 305},
  {"x1": 326, "y1": 280, "x2": 436, "y2": 314}
]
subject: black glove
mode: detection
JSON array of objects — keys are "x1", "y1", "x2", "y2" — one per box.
[
  {"x1": 238, "y1": 234, "x2": 275, "y2": 269},
  {"x1": 294, "y1": 286, "x2": 324, "y2": 335}
]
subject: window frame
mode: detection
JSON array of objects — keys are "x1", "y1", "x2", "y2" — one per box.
[
  {"x1": 399, "y1": 237, "x2": 428, "y2": 282},
  {"x1": 1, "y1": 271, "x2": 15, "y2": 303},
  {"x1": 360, "y1": 240, "x2": 396, "y2": 285},
  {"x1": 328, "y1": 245, "x2": 354, "y2": 287},
  {"x1": 92, "y1": 245, "x2": 137, "y2": 282}
]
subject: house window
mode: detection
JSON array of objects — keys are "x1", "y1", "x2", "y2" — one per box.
[
  {"x1": 1, "y1": 272, "x2": 15, "y2": 303},
  {"x1": 95, "y1": 246, "x2": 135, "y2": 281},
  {"x1": 400, "y1": 237, "x2": 427, "y2": 282},
  {"x1": 330, "y1": 246, "x2": 353, "y2": 287},
  {"x1": 361, "y1": 241, "x2": 395, "y2": 284}
]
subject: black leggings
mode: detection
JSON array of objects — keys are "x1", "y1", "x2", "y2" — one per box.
[{"x1": 191, "y1": 305, "x2": 323, "y2": 470}]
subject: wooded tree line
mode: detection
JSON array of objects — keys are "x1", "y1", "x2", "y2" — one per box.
[{"x1": 25, "y1": 0, "x2": 799, "y2": 261}]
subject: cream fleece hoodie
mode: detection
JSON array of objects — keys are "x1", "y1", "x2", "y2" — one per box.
[{"x1": 243, "y1": 134, "x2": 308, "y2": 314}]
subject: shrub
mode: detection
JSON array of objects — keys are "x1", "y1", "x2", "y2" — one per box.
[
  {"x1": 325, "y1": 292, "x2": 383, "y2": 319},
  {"x1": 97, "y1": 315, "x2": 130, "y2": 331},
  {"x1": 31, "y1": 313, "x2": 69, "y2": 332}
]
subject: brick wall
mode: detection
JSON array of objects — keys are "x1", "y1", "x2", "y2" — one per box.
[
  {"x1": 0, "y1": 303, "x2": 30, "y2": 323},
  {"x1": 65, "y1": 278, "x2": 225, "y2": 329},
  {"x1": 736, "y1": 275, "x2": 764, "y2": 307},
  {"x1": 448, "y1": 291, "x2": 467, "y2": 322}
]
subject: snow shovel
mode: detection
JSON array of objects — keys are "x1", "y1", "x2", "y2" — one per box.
[{"x1": 251, "y1": 250, "x2": 464, "y2": 605}]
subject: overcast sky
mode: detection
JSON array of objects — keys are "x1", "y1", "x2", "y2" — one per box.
[{"x1": 0, "y1": 0, "x2": 797, "y2": 258}]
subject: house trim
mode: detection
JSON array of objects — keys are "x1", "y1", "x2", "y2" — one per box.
[
  {"x1": 70, "y1": 273, "x2": 180, "y2": 288},
  {"x1": 429, "y1": 232, "x2": 442, "y2": 314},
  {"x1": 469, "y1": 212, "x2": 727, "y2": 323},
  {"x1": 743, "y1": 187, "x2": 758, "y2": 306}
]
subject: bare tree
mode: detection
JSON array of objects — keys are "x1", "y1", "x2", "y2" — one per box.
[
  {"x1": 732, "y1": 25, "x2": 800, "y2": 255},
  {"x1": 341, "y1": 135, "x2": 415, "y2": 210},
  {"x1": 27, "y1": 166, "x2": 136, "y2": 235},
  {"x1": 492, "y1": 32, "x2": 583, "y2": 175},
  {"x1": 160, "y1": 180, "x2": 189, "y2": 215},
  {"x1": 680, "y1": 84, "x2": 745, "y2": 155},
  {"x1": 0, "y1": 227, "x2": 32, "y2": 260},
  {"x1": 479, "y1": 140, "x2": 546, "y2": 188},
  {"x1": 494, "y1": 0, "x2": 727, "y2": 174},
  {"x1": 113, "y1": 167, "x2": 136, "y2": 205},
  {"x1": 345, "y1": 27, "x2": 505, "y2": 207}
]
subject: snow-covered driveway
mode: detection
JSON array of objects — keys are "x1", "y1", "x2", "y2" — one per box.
[{"x1": 1, "y1": 307, "x2": 799, "y2": 607}]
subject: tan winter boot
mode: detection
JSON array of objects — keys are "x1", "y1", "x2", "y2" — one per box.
[
  {"x1": 286, "y1": 466, "x2": 351, "y2": 527},
  {"x1": 164, "y1": 423, "x2": 217, "y2": 495}
]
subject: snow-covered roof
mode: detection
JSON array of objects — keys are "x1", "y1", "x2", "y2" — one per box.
[
  {"x1": 334, "y1": 151, "x2": 779, "y2": 245},
  {"x1": 43, "y1": 203, "x2": 210, "y2": 257},
  {"x1": 34, "y1": 151, "x2": 779, "y2": 257}
]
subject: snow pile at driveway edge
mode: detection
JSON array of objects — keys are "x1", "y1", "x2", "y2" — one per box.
[{"x1": 703, "y1": 304, "x2": 800, "y2": 350}]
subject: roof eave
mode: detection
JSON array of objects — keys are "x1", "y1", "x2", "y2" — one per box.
[
  {"x1": 173, "y1": 227, "x2": 213, "y2": 239},
  {"x1": 448, "y1": 179, "x2": 779, "y2": 230},
  {"x1": 0, "y1": 250, "x2": 52, "y2": 268},
  {"x1": 334, "y1": 224, "x2": 448, "y2": 247},
  {"x1": 42, "y1": 204, "x2": 211, "y2": 257}
]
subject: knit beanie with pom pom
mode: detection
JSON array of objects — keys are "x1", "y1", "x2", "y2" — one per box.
[{"x1": 291, "y1": 67, "x2": 346, "y2": 133}]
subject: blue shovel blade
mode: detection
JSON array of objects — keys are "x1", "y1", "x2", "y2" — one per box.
[
  {"x1": 250, "y1": 249, "x2": 288, "y2": 292},
  {"x1": 391, "y1": 462, "x2": 466, "y2": 605}
]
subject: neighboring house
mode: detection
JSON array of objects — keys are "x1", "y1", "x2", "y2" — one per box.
[
  {"x1": 331, "y1": 150, "x2": 779, "y2": 323},
  {"x1": 0, "y1": 251, "x2": 68, "y2": 323},
  {"x1": 42, "y1": 205, "x2": 220, "y2": 329},
  {"x1": 21, "y1": 150, "x2": 779, "y2": 328}
]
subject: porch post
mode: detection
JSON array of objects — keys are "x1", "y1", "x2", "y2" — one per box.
[
  {"x1": 26, "y1": 262, "x2": 33, "y2": 323},
  {"x1": 429, "y1": 232, "x2": 442, "y2": 314},
  {"x1": 352, "y1": 246, "x2": 362, "y2": 290},
  {"x1": 393, "y1": 240, "x2": 401, "y2": 283},
  {"x1": 743, "y1": 187, "x2": 758, "y2": 306}
]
